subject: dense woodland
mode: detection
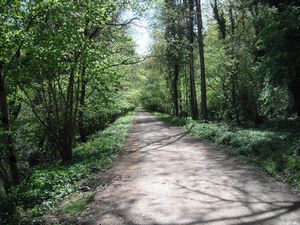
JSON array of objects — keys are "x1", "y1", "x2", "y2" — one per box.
[
  {"x1": 1, "y1": 0, "x2": 300, "y2": 224},
  {"x1": 142, "y1": 0, "x2": 300, "y2": 123}
]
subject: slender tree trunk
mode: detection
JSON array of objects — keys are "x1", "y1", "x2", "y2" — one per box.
[
  {"x1": 0, "y1": 168, "x2": 11, "y2": 193},
  {"x1": 79, "y1": 65, "x2": 87, "y2": 142},
  {"x1": 0, "y1": 63, "x2": 20, "y2": 188},
  {"x1": 211, "y1": 0, "x2": 226, "y2": 39},
  {"x1": 185, "y1": 65, "x2": 189, "y2": 116},
  {"x1": 290, "y1": 79, "x2": 300, "y2": 117},
  {"x1": 173, "y1": 62, "x2": 180, "y2": 117},
  {"x1": 229, "y1": 6, "x2": 235, "y2": 35},
  {"x1": 231, "y1": 72, "x2": 241, "y2": 125},
  {"x1": 188, "y1": 0, "x2": 199, "y2": 120},
  {"x1": 195, "y1": 0, "x2": 208, "y2": 120},
  {"x1": 61, "y1": 53, "x2": 80, "y2": 162},
  {"x1": 227, "y1": 4, "x2": 241, "y2": 125}
]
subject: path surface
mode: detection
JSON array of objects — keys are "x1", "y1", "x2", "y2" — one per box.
[{"x1": 78, "y1": 110, "x2": 300, "y2": 225}]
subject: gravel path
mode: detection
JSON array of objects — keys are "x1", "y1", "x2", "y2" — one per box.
[{"x1": 78, "y1": 110, "x2": 300, "y2": 225}]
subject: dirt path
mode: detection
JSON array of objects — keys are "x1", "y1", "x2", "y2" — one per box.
[{"x1": 78, "y1": 110, "x2": 300, "y2": 225}]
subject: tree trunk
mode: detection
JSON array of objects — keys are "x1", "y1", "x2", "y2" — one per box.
[
  {"x1": 231, "y1": 72, "x2": 241, "y2": 125},
  {"x1": 0, "y1": 169, "x2": 11, "y2": 193},
  {"x1": 173, "y1": 63, "x2": 180, "y2": 117},
  {"x1": 211, "y1": 0, "x2": 226, "y2": 39},
  {"x1": 79, "y1": 66, "x2": 87, "y2": 142},
  {"x1": 61, "y1": 53, "x2": 80, "y2": 162},
  {"x1": 195, "y1": 0, "x2": 208, "y2": 120},
  {"x1": 290, "y1": 79, "x2": 300, "y2": 117},
  {"x1": 0, "y1": 63, "x2": 20, "y2": 188},
  {"x1": 188, "y1": 0, "x2": 199, "y2": 120}
]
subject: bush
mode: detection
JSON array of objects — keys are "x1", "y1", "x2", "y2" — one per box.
[{"x1": 1, "y1": 112, "x2": 135, "y2": 225}]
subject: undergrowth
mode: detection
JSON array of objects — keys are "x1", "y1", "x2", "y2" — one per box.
[
  {"x1": 0, "y1": 112, "x2": 135, "y2": 225},
  {"x1": 60, "y1": 192, "x2": 95, "y2": 216},
  {"x1": 155, "y1": 112, "x2": 300, "y2": 192}
]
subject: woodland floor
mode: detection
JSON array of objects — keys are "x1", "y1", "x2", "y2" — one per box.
[{"x1": 76, "y1": 109, "x2": 300, "y2": 225}]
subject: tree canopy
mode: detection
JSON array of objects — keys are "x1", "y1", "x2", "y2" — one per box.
[{"x1": 1, "y1": 0, "x2": 300, "y2": 224}]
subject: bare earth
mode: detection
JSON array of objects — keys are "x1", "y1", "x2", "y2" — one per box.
[{"x1": 78, "y1": 110, "x2": 300, "y2": 225}]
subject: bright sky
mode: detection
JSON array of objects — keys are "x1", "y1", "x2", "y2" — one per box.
[
  {"x1": 122, "y1": 0, "x2": 211, "y2": 57},
  {"x1": 122, "y1": 9, "x2": 152, "y2": 57}
]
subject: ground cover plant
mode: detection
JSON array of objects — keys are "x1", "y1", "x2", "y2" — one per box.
[
  {"x1": 155, "y1": 112, "x2": 300, "y2": 192},
  {"x1": 0, "y1": 112, "x2": 135, "y2": 225}
]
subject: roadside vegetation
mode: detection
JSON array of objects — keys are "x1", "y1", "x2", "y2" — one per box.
[
  {"x1": 1, "y1": 0, "x2": 142, "y2": 224},
  {"x1": 1, "y1": 0, "x2": 300, "y2": 224},
  {"x1": 139, "y1": 0, "x2": 300, "y2": 193},
  {"x1": 0, "y1": 112, "x2": 135, "y2": 225},
  {"x1": 155, "y1": 112, "x2": 300, "y2": 192}
]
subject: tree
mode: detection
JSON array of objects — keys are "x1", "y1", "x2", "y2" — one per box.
[
  {"x1": 165, "y1": 0, "x2": 181, "y2": 116},
  {"x1": 195, "y1": 0, "x2": 208, "y2": 120},
  {"x1": 0, "y1": 0, "x2": 31, "y2": 191},
  {"x1": 188, "y1": 0, "x2": 199, "y2": 120},
  {"x1": 257, "y1": 1, "x2": 300, "y2": 116}
]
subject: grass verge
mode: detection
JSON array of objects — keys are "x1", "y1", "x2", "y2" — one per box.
[
  {"x1": 1, "y1": 112, "x2": 135, "y2": 225},
  {"x1": 60, "y1": 192, "x2": 95, "y2": 216},
  {"x1": 154, "y1": 112, "x2": 300, "y2": 192}
]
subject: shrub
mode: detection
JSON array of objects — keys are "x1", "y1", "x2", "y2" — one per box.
[{"x1": 1, "y1": 112, "x2": 135, "y2": 225}]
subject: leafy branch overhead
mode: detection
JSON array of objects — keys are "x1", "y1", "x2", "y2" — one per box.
[{"x1": 1, "y1": 0, "x2": 300, "y2": 224}]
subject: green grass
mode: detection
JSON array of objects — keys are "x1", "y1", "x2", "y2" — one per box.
[
  {"x1": 61, "y1": 193, "x2": 95, "y2": 216},
  {"x1": 1, "y1": 112, "x2": 135, "y2": 225},
  {"x1": 155, "y1": 112, "x2": 300, "y2": 192}
]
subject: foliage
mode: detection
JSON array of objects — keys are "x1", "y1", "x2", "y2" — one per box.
[
  {"x1": 140, "y1": 0, "x2": 300, "y2": 195},
  {"x1": 0, "y1": 112, "x2": 135, "y2": 225},
  {"x1": 1, "y1": 0, "x2": 300, "y2": 223},
  {"x1": 139, "y1": 48, "x2": 172, "y2": 112},
  {"x1": 144, "y1": 0, "x2": 300, "y2": 123},
  {"x1": 155, "y1": 112, "x2": 300, "y2": 191},
  {"x1": 141, "y1": 0, "x2": 300, "y2": 193},
  {"x1": 60, "y1": 193, "x2": 95, "y2": 216},
  {"x1": 257, "y1": 5, "x2": 300, "y2": 115},
  {"x1": 140, "y1": 72, "x2": 171, "y2": 112},
  {"x1": 0, "y1": 0, "x2": 141, "y2": 193},
  {"x1": 258, "y1": 77, "x2": 292, "y2": 119}
]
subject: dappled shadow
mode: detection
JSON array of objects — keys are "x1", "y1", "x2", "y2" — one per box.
[{"x1": 77, "y1": 111, "x2": 300, "y2": 225}]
